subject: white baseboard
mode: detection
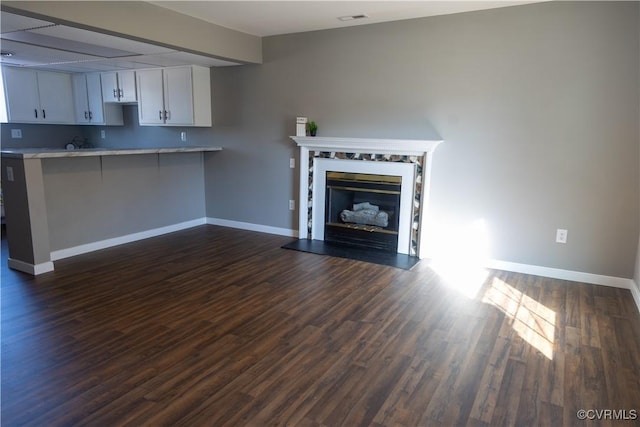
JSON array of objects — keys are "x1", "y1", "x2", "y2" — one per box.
[
  {"x1": 487, "y1": 259, "x2": 640, "y2": 314},
  {"x1": 206, "y1": 217, "x2": 298, "y2": 238},
  {"x1": 630, "y1": 281, "x2": 640, "y2": 314},
  {"x1": 487, "y1": 259, "x2": 634, "y2": 289},
  {"x1": 50, "y1": 218, "x2": 207, "y2": 261},
  {"x1": 8, "y1": 258, "x2": 54, "y2": 275}
]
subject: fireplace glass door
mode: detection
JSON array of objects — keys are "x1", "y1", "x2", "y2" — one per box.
[{"x1": 324, "y1": 171, "x2": 402, "y2": 252}]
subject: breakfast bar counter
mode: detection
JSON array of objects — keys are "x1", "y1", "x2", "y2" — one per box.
[
  {"x1": 1, "y1": 146, "x2": 222, "y2": 275},
  {"x1": 1, "y1": 146, "x2": 222, "y2": 159}
]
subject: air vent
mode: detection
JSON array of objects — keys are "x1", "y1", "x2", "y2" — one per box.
[{"x1": 338, "y1": 14, "x2": 369, "y2": 22}]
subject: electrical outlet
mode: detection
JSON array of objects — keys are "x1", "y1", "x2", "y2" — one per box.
[
  {"x1": 100, "y1": 130, "x2": 106, "y2": 139},
  {"x1": 289, "y1": 158, "x2": 295, "y2": 169},
  {"x1": 10, "y1": 129, "x2": 22, "y2": 139},
  {"x1": 289, "y1": 200, "x2": 295, "y2": 211},
  {"x1": 181, "y1": 131, "x2": 187, "y2": 142},
  {"x1": 556, "y1": 229, "x2": 568, "y2": 244},
  {"x1": 6, "y1": 166, "x2": 14, "y2": 182}
]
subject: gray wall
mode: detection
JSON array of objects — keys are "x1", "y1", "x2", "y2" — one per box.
[
  {"x1": 635, "y1": 2, "x2": 640, "y2": 298},
  {"x1": 42, "y1": 153, "x2": 206, "y2": 251},
  {"x1": 204, "y1": 1, "x2": 639, "y2": 278}
]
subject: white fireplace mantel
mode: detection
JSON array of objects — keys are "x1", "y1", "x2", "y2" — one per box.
[
  {"x1": 290, "y1": 136, "x2": 442, "y2": 156},
  {"x1": 290, "y1": 136, "x2": 443, "y2": 259}
]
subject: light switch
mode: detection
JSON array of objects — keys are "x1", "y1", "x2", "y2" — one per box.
[{"x1": 11, "y1": 129, "x2": 22, "y2": 139}]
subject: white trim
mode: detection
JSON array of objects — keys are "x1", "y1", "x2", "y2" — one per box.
[
  {"x1": 417, "y1": 150, "x2": 435, "y2": 259},
  {"x1": 50, "y1": 218, "x2": 207, "y2": 261},
  {"x1": 8, "y1": 258, "x2": 54, "y2": 275},
  {"x1": 487, "y1": 259, "x2": 634, "y2": 289},
  {"x1": 630, "y1": 281, "x2": 640, "y2": 314},
  {"x1": 290, "y1": 136, "x2": 443, "y2": 155},
  {"x1": 298, "y1": 146, "x2": 311, "y2": 239},
  {"x1": 206, "y1": 217, "x2": 298, "y2": 237}
]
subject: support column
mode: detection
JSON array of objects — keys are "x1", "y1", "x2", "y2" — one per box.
[{"x1": 3, "y1": 157, "x2": 53, "y2": 274}]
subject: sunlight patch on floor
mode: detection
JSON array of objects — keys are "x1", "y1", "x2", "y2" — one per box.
[{"x1": 482, "y1": 277, "x2": 556, "y2": 359}]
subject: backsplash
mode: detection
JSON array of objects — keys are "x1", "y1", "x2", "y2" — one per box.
[
  {"x1": 0, "y1": 123, "x2": 91, "y2": 150},
  {"x1": 1, "y1": 106, "x2": 216, "y2": 150}
]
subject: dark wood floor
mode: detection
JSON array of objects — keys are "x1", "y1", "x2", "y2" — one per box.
[{"x1": 2, "y1": 225, "x2": 640, "y2": 426}]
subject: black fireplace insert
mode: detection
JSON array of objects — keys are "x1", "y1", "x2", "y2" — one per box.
[{"x1": 324, "y1": 171, "x2": 402, "y2": 252}]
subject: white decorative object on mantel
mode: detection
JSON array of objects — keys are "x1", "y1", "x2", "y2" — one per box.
[
  {"x1": 296, "y1": 117, "x2": 308, "y2": 137},
  {"x1": 290, "y1": 136, "x2": 443, "y2": 259}
]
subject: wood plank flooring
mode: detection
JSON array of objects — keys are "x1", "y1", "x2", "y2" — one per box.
[{"x1": 2, "y1": 225, "x2": 640, "y2": 426}]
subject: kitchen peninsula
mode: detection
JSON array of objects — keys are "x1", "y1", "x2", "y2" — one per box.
[{"x1": 2, "y1": 146, "x2": 222, "y2": 274}]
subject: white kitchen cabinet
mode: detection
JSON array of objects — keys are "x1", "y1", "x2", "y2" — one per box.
[
  {"x1": 101, "y1": 70, "x2": 136, "y2": 103},
  {"x1": 1, "y1": 67, "x2": 74, "y2": 124},
  {"x1": 136, "y1": 65, "x2": 211, "y2": 127},
  {"x1": 72, "y1": 73, "x2": 123, "y2": 126}
]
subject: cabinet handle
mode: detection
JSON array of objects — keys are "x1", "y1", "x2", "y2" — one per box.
[
  {"x1": 35, "y1": 109, "x2": 38, "y2": 118},
  {"x1": 84, "y1": 111, "x2": 88, "y2": 120},
  {"x1": 88, "y1": 111, "x2": 93, "y2": 120},
  {"x1": 42, "y1": 110, "x2": 46, "y2": 119},
  {"x1": 159, "y1": 110, "x2": 163, "y2": 120},
  {"x1": 164, "y1": 110, "x2": 169, "y2": 120},
  {"x1": 119, "y1": 89, "x2": 123, "y2": 98},
  {"x1": 113, "y1": 89, "x2": 118, "y2": 99}
]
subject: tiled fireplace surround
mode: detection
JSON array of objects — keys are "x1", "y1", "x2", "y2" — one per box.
[{"x1": 290, "y1": 137, "x2": 442, "y2": 258}]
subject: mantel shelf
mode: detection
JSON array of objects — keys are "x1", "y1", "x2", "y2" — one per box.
[{"x1": 290, "y1": 136, "x2": 443, "y2": 156}]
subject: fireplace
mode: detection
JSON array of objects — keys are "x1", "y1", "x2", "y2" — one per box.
[
  {"x1": 324, "y1": 172, "x2": 401, "y2": 252},
  {"x1": 290, "y1": 136, "x2": 443, "y2": 259}
]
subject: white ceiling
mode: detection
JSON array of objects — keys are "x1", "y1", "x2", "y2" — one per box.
[
  {"x1": 0, "y1": 1, "x2": 544, "y2": 72},
  {"x1": 152, "y1": 1, "x2": 544, "y2": 37}
]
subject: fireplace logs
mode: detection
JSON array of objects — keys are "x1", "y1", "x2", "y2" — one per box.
[{"x1": 339, "y1": 203, "x2": 389, "y2": 228}]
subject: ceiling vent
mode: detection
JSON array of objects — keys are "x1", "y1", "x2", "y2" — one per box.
[{"x1": 338, "y1": 14, "x2": 369, "y2": 22}]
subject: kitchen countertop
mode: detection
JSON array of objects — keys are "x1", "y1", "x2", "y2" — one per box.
[{"x1": 0, "y1": 146, "x2": 223, "y2": 159}]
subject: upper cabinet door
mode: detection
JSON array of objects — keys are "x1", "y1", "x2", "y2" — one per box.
[
  {"x1": 2, "y1": 67, "x2": 41, "y2": 122},
  {"x1": 85, "y1": 73, "x2": 105, "y2": 124},
  {"x1": 163, "y1": 67, "x2": 193, "y2": 126},
  {"x1": 100, "y1": 72, "x2": 119, "y2": 102},
  {"x1": 102, "y1": 70, "x2": 137, "y2": 103},
  {"x1": 136, "y1": 68, "x2": 165, "y2": 125},
  {"x1": 117, "y1": 70, "x2": 137, "y2": 103},
  {"x1": 37, "y1": 71, "x2": 74, "y2": 123},
  {"x1": 72, "y1": 73, "x2": 90, "y2": 123}
]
